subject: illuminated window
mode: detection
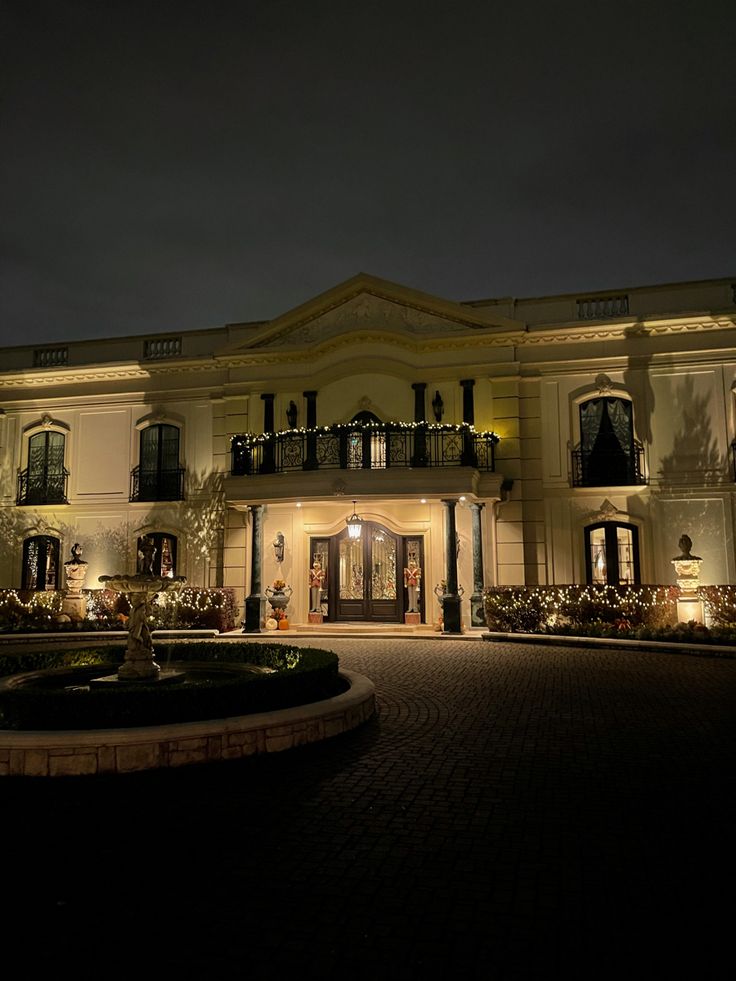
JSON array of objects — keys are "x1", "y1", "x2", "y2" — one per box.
[
  {"x1": 137, "y1": 533, "x2": 177, "y2": 577},
  {"x1": 349, "y1": 410, "x2": 386, "y2": 470},
  {"x1": 22, "y1": 536, "x2": 60, "y2": 591},
  {"x1": 585, "y1": 522, "x2": 640, "y2": 585}
]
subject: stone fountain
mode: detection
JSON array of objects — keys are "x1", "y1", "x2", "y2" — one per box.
[{"x1": 98, "y1": 572, "x2": 186, "y2": 681}]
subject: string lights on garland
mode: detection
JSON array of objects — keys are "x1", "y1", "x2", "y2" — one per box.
[{"x1": 231, "y1": 420, "x2": 500, "y2": 449}]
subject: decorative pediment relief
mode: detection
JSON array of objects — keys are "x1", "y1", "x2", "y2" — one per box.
[
  {"x1": 253, "y1": 292, "x2": 486, "y2": 349},
  {"x1": 218, "y1": 274, "x2": 523, "y2": 356}
]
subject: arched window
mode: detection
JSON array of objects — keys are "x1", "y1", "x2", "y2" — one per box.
[
  {"x1": 574, "y1": 397, "x2": 643, "y2": 487},
  {"x1": 137, "y1": 533, "x2": 177, "y2": 577},
  {"x1": 585, "y1": 522, "x2": 640, "y2": 585},
  {"x1": 131, "y1": 424, "x2": 183, "y2": 501},
  {"x1": 18, "y1": 431, "x2": 68, "y2": 505},
  {"x1": 22, "y1": 535, "x2": 60, "y2": 591},
  {"x1": 348, "y1": 411, "x2": 386, "y2": 469}
]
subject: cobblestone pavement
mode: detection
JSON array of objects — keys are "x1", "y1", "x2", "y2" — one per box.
[{"x1": 2, "y1": 640, "x2": 734, "y2": 980}]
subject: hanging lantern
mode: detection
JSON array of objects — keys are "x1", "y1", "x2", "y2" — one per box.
[{"x1": 346, "y1": 501, "x2": 364, "y2": 540}]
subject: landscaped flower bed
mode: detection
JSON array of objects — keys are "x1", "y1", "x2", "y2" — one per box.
[{"x1": 0, "y1": 642, "x2": 342, "y2": 730}]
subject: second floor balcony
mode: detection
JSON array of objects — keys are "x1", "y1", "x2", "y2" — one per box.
[
  {"x1": 16, "y1": 466, "x2": 70, "y2": 505},
  {"x1": 571, "y1": 441, "x2": 646, "y2": 488},
  {"x1": 231, "y1": 422, "x2": 498, "y2": 476},
  {"x1": 130, "y1": 465, "x2": 186, "y2": 502}
]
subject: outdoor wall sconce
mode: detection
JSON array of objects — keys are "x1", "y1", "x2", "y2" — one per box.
[
  {"x1": 286, "y1": 400, "x2": 298, "y2": 429},
  {"x1": 432, "y1": 390, "x2": 444, "y2": 422}
]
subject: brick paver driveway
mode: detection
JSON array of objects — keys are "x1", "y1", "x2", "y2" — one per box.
[{"x1": 2, "y1": 639, "x2": 734, "y2": 979}]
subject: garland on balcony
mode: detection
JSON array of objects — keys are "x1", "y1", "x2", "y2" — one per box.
[{"x1": 231, "y1": 420, "x2": 499, "y2": 447}]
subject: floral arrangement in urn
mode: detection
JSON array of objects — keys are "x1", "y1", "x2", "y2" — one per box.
[{"x1": 265, "y1": 578, "x2": 292, "y2": 626}]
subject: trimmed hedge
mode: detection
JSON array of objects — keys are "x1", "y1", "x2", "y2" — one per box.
[
  {"x1": 0, "y1": 642, "x2": 342, "y2": 731},
  {"x1": 0, "y1": 587, "x2": 239, "y2": 634},
  {"x1": 484, "y1": 585, "x2": 678, "y2": 634}
]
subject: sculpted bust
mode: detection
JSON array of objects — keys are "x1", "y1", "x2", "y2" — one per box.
[{"x1": 674, "y1": 534, "x2": 701, "y2": 561}]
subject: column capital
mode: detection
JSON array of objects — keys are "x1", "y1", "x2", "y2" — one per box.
[
  {"x1": 411, "y1": 381, "x2": 427, "y2": 391},
  {"x1": 460, "y1": 378, "x2": 475, "y2": 389}
]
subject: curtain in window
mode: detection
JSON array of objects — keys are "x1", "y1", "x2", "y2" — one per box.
[
  {"x1": 581, "y1": 398, "x2": 632, "y2": 453},
  {"x1": 606, "y1": 399, "x2": 633, "y2": 456},
  {"x1": 580, "y1": 400, "x2": 605, "y2": 451}
]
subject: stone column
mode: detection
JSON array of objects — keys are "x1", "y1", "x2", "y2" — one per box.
[
  {"x1": 411, "y1": 382, "x2": 428, "y2": 466},
  {"x1": 243, "y1": 504, "x2": 265, "y2": 632},
  {"x1": 460, "y1": 379, "x2": 477, "y2": 466},
  {"x1": 303, "y1": 390, "x2": 318, "y2": 470},
  {"x1": 470, "y1": 502, "x2": 486, "y2": 627},
  {"x1": 260, "y1": 393, "x2": 275, "y2": 473},
  {"x1": 442, "y1": 498, "x2": 462, "y2": 633}
]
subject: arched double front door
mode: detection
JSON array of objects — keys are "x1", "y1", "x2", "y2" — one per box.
[{"x1": 310, "y1": 523, "x2": 424, "y2": 623}]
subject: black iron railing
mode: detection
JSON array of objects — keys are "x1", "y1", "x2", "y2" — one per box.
[
  {"x1": 231, "y1": 423, "x2": 498, "y2": 476},
  {"x1": 130, "y1": 466, "x2": 186, "y2": 502},
  {"x1": 16, "y1": 467, "x2": 70, "y2": 505},
  {"x1": 571, "y1": 441, "x2": 646, "y2": 487}
]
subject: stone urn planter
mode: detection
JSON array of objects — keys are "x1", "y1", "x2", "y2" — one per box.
[{"x1": 265, "y1": 581, "x2": 292, "y2": 618}]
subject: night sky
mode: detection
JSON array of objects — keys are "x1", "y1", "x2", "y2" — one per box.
[{"x1": 2, "y1": 0, "x2": 735, "y2": 346}]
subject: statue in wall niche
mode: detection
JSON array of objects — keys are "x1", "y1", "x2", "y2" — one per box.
[
  {"x1": 272, "y1": 531, "x2": 285, "y2": 563},
  {"x1": 137, "y1": 536, "x2": 157, "y2": 575}
]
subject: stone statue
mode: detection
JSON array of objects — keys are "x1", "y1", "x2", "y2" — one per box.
[
  {"x1": 309, "y1": 559, "x2": 325, "y2": 612},
  {"x1": 273, "y1": 531, "x2": 285, "y2": 563},
  {"x1": 674, "y1": 534, "x2": 701, "y2": 561},
  {"x1": 404, "y1": 559, "x2": 422, "y2": 613},
  {"x1": 62, "y1": 543, "x2": 89, "y2": 619},
  {"x1": 66, "y1": 542, "x2": 87, "y2": 566},
  {"x1": 127, "y1": 592, "x2": 153, "y2": 654},
  {"x1": 137, "y1": 536, "x2": 157, "y2": 575}
]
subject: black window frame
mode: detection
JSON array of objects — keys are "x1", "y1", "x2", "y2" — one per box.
[{"x1": 584, "y1": 521, "x2": 640, "y2": 586}]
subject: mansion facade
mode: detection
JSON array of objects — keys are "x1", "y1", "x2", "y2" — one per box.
[{"x1": 1, "y1": 273, "x2": 735, "y2": 630}]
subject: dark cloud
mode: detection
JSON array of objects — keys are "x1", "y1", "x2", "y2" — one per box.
[{"x1": 1, "y1": 0, "x2": 735, "y2": 344}]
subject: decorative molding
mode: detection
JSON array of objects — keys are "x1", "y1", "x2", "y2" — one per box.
[
  {"x1": 593, "y1": 498, "x2": 622, "y2": 522},
  {"x1": 594, "y1": 373, "x2": 614, "y2": 395},
  {"x1": 0, "y1": 318, "x2": 733, "y2": 389}
]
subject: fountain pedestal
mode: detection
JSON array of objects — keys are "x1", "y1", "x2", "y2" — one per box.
[{"x1": 99, "y1": 574, "x2": 186, "y2": 681}]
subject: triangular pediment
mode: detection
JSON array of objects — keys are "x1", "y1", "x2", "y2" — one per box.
[{"x1": 219, "y1": 274, "x2": 524, "y2": 353}]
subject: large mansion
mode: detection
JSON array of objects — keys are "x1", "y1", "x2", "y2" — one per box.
[{"x1": 1, "y1": 273, "x2": 734, "y2": 630}]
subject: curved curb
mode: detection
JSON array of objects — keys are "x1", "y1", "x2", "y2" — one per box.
[{"x1": 0, "y1": 670, "x2": 375, "y2": 778}]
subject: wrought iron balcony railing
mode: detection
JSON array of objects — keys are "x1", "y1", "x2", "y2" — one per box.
[
  {"x1": 130, "y1": 466, "x2": 186, "y2": 502},
  {"x1": 571, "y1": 441, "x2": 646, "y2": 487},
  {"x1": 16, "y1": 467, "x2": 70, "y2": 505},
  {"x1": 231, "y1": 422, "x2": 498, "y2": 476}
]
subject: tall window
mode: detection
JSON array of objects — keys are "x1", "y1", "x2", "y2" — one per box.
[
  {"x1": 132, "y1": 424, "x2": 183, "y2": 501},
  {"x1": 348, "y1": 411, "x2": 386, "y2": 469},
  {"x1": 585, "y1": 522, "x2": 640, "y2": 585},
  {"x1": 22, "y1": 536, "x2": 60, "y2": 590},
  {"x1": 19, "y1": 431, "x2": 68, "y2": 505},
  {"x1": 576, "y1": 397, "x2": 641, "y2": 487}
]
